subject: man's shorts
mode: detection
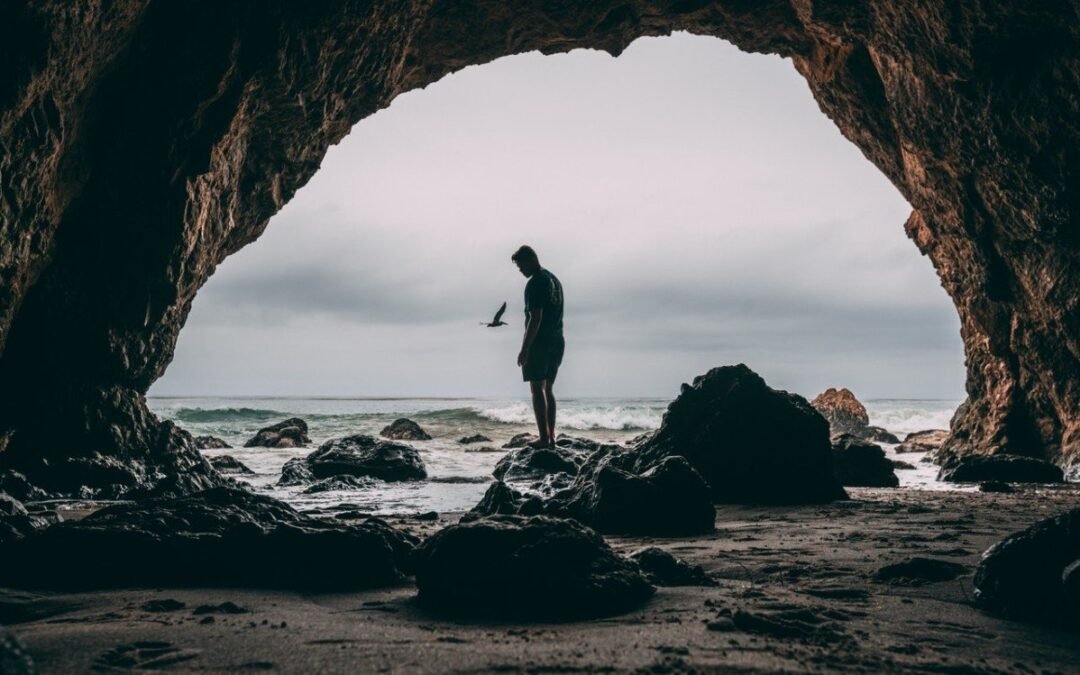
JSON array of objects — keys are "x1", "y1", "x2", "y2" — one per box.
[{"x1": 522, "y1": 336, "x2": 565, "y2": 383}]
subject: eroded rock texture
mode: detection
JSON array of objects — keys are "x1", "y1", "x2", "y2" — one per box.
[{"x1": 2, "y1": 1, "x2": 1080, "y2": 494}]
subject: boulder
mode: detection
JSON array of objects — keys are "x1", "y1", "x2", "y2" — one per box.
[
  {"x1": 457, "y1": 434, "x2": 491, "y2": 444},
  {"x1": 830, "y1": 434, "x2": 899, "y2": 488},
  {"x1": 194, "y1": 435, "x2": 231, "y2": 449},
  {"x1": 305, "y1": 435, "x2": 427, "y2": 482},
  {"x1": 463, "y1": 445, "x2": 502, "y2": 453},
  {"x1": 862, "y1": 426, "x2": 901, "y2": 444},
  {"x1": 380, "y1": 418, "x2": 432, "y2": 441},
  {"x1": 896, "y1": 429, "x2": 949, "y2": 454},
  {"x1": 873, "y1": 557, "x2": 967, "y2": 585},
  {"x1": 502, "y1": 432, "x2": 539, "y2": 449},
  {"x1": 492, "y1": 445, "x2": 585, "y2": 482},
  {"x1": 891, "y1": 460, "x2": 917, "y2": 470},
  {"x1": 243, "y1": 418, "x2": 311, "y2": 448},
  {"x1": 0, "y1": 471, "x2": 50, "y2": 502},
  {"x1": 412, "y1": 515, "x2": 654, "y2": 619},
  {"x1": 555, "y1": 435, "x2": 621, "y2": 453},
  {"x1": 277, "y1": 458, "x2": 314, "y2": 486},
  {"x1": 811, "y1": 387, "x2": 870, "y2": 436},
  {"x1": 633, "y1": 365, "x2": 848, "y2": 504},
  {"x1": 208, "y1": 455, "x2": 254, "y2": 475},
  {"x1": 938, "y1": 455, "x2": 1064, "y2": 484},
  {"x1": 979, "y1": 480, "x2": 1015, "y2": 493},
  {"x1": 629, "y1": 547, "x2": 716, "y2": 587},
  {"x1": 0, "y1": 493, "x2": 55, "y2": 545},
  {"x1": 302, "y1": 475, "x2": 377, "y2": 494},
  {"x1": 0, "y1": 487, "x2": 416, "y2": 591},
  {"x1": 974, "y1": 508, "x2": 1080, "y2": 624}
]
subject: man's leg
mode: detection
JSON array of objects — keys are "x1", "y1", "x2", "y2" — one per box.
[
  {"x1": 529, "y1": 380, "x2": 550, "y2": 444},
  {"x1": 545, "y1": 381, "x2": 556, "y2": 444}
]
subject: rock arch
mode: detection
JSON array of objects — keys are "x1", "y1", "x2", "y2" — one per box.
[{"x1": 1, "y1": 1, "x2": 1078, "y2": 495}]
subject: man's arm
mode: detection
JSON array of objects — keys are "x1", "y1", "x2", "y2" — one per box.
[{"x1": 517, "y1": 308, "x2": 544, "y2": 366}]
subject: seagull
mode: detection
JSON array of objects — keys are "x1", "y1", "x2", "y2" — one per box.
[{"x1": 481, "y1": 301, "x2": 508, "y2": 327}]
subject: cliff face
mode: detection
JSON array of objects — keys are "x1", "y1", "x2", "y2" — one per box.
[{"x1": 2, "y1": 1, "x2": 1079, "y2": 495}]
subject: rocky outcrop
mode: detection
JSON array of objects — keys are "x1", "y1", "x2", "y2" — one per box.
[
  {"x1": 194, "y1": 435, "x2": 231, "y2": 450},
  {"x1": 2, "y1": 2, "x2": 1080, "y2": 492},
  {"x1": 502, "y1": 433, "x2": 539, "y2": 449},
  {"x1": 243, "y1": 418, "x2": 310, "y2": 449},
  {"x1": 629, "y1": 547, "x2": 715, "y2": 587},
  {"x1": 412, "y1": 515, "x2": 654, "y2": 619},
  {"x1": 974, "y1": 508, "x2": 1080, "y2": 625},
  {"x1": 896, "y1": 429, "x2": 949, "y2": 454},
  {"x1": 380, "y1": 418, "x2": 431, "y2": 441},
  {"x1": 633, "y1": 365, "x2": 848, "y2": 504},
  {"x1": 811, "y1": 387, "x2": 869, "y2": 436},
  {"x1": 300, "y1": 434, "x2": 426, "y2": 482},
  {"x1": 208, "y1": 455, "x2": 254, "y2": 475},
  {"x1": 830, "y1": 434, "x2": 899, "y2": 488},
  {"x1": 0, "y1": 487, "x2": 416, "y2": 590},
  {"x1": 457, "y1": 434, "x2": 490, "y2": 445},
  {"x1": 301, "y1": 475, "x2": 376, "y2": 494},
  {"x1": 492, "y1": 445, "x2": 585, "y2": 482},
  {"x1": 277, "y1": 458, "x2": 313, "y2": 486},
  {"x1": 938, "y1": 455, "x2": 1064, "y2": 484}
]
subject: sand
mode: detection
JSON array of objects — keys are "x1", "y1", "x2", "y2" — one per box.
[{"x1": 4, "y1": 485, "x2": 1080, "y2": 673}]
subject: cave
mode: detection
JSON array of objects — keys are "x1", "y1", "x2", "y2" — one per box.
[{"x1": 2, "y1": 1, "x2": 1079, "y2": 498}]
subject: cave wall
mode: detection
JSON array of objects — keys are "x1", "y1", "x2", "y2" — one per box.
[{"x1": 1, "y1": 0, "x2": 1078, "y2": 495}]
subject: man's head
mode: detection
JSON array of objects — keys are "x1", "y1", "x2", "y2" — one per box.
[{"x1": 511, "y1": 245, "x2": 541, "y2": 277}]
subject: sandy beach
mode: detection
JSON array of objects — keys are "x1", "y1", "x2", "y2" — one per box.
[{"x1": 6, "y1": 484, "x2": 1079, "y2": 674}]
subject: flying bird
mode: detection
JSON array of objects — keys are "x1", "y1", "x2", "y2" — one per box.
[{"x1": 481, "y1": 301, "x2": 508, "y2": 327}]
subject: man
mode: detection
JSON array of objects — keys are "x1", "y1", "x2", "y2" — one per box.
[{"x1": 512, "y1": 245, "x2": 564, "y2": 449}]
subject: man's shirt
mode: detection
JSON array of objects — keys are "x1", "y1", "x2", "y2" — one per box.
[{"x1": 524, "y1": 268, "x2": 564, "y2": 344}]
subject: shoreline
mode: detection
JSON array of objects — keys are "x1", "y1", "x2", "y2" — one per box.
[{"x1": 6, "y1": 485, "x2": 1080, "y2": 673}]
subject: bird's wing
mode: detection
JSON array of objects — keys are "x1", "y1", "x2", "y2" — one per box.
[{"x1": 493, "y1": 301, "x2": 507, "y2": 323}]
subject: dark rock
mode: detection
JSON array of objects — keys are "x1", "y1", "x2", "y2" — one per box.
[
  {"x1": 0, "y1": 472, "x2": 51, "y2": 502},
  {"x1": 193, "y1": 601, "x2": 248, "y2": 615},
  {"x1": 0, "y1": 628, "x2": 37, "y2": 675},
  {"x1": 208, "y1": 455, "x2": 254, "y2": 475},
  {"x1": 0, "y1": 493, "x2": 27, "y2": 518},
  {"x1": 625, "y1": 431, "x2": 656, "y2": 448},
  {"x1": 141, "y1": 599, "x2": 185, "y2": 612},
  {"x1": 862, "y1": 426, "x2": 901, "y2": 444},
  {"x1": 531, "y1": 471, "x2": 575, "y2": 498},
  {"x1": 979, "y1": 480, "x2": 1015, "y2": 494},
  {"x1": 457, "y1": 434, "x2": 491, "y2": 445},
  {"x1": 629, "y1": 547, "x2": 715, "y2": 587},
  {"x1": 873, "y1": 558, "x2": 966, "y2": 585},
  {"x1": 830, "y1": 434, "x2": 899, "y2": 488},
  {"x1": 555, "y1": 435, "x2": 621, "y2": 453},
  {"x1": 891, "y1": 460, "x2": 917, "y2": 470},
  {"x1": 0, "y1": 493, "x2": 53, "y2": 545},
  {"x1": 305, "y1": 435, "x2": 426, "y2": 482},
  {"x1": 277, "y1": 458, "x2": 314, "y2": 486},
  {"x1": 380, "y1": 418, "x2": 431, "y2": 441},
  {"x1": 243, "y1": 418, "x2": 311, "y2": 449},
  {"x1": 633, "y1": 365, "x2": 848, "y2": 504},
  {"x1": 302, "y1": 475, "x2": 376, "y2": 494},
  {"x1": 938, "y1": 455, "x2": 1064, "y2": 484},
  {"x1": 194, "y1": 435, "x2": 231, "y2": 449},
  {"x1": 502, "y1": 433, "x2": 539, "y2": 449},
  {"x1": 811, "y1": 387, "x2": 870, "y2": 436},
  {"x1": 412, "y1": 515, "x2": 654, "y2": 619},
  {"x1": 413, "y1": 511, "x2": 439, "y2": 521},
  {"x1": 463, "y1": 445, "x2": 502, "y2": 453},
  {"x1": 492, "y1": 445, "x2": 584, "y2": 482},
  {"x1": 974, "y1": 508, "x2": 1080, "y2": 624},
  {"x1": 896, "y1": 429, "x2": 949, "y2": 454},
  {"x1": 0, "y1": 487, "x2": 416, "y2": 590}
]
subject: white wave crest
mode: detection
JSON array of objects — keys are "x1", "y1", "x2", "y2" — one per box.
[
  {"x1": 475, "y1": 402, "x2": 662, "y2": 431},
  {"x1": 865, "y1": 400, "x2": 961, "y2": 437}
]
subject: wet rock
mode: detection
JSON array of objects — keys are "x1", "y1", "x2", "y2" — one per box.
[
  {"x1": 0, "y1": 487, "x2": 416, "y2": 590},
  {"x1": 811, "y1": 387, "x2": 870, "y2": 436},
  {"x1": 413, "y1": 515, "x2": 654, "y2": 619},
  {"x1": 302, "y1": 475, "x2": 376, "y2": 494},
  {"x1": 305, "y1": 435, "x2": 426, "y2": 482},
  {"x1": 208, "y1": 455, "x2": 254, "y2": 475},
  {"x1": 194, "y1": 435, "x2": 231, "y2": 450},
  {"x1": 938, "y1": 455, "x2": 1064, "y2": 484},
  {"x1": 463, "y1": 445, "x2": 502, "y2": 453},
  {"x1": 531, "y1": 471, "x2": 575, "y2": 498},
  {"x1": 457, "y1": 434, "x2": 491, "y2": 444},
  {"x1": 492, "y1": 445, "x2": 584, "y2": 482},
  {"x1": 193, "y1": 601, "x2": 248, "y2": 615},
  {"x1": 243, "y1": 418, "x2": 311, "y2": 449},
  {"x1": 625, "y1": 431, "x2": 656, "y2": 448},
  {"x1": 862, "y1": 426, "x2": 901, "y2": 444},
  {"x1": 896, "y1": 429, "x2": 949, "y2": 454},
  {"x1": 0, "y1": 493, "x2": 27, "y2": 518},
  {"x1": 979, "y1": 480, "x2": 1015, "y2": 493},
  {"x1": 873, "y1": 558, "x2": 966, "y2": 586},
  {"x1": 830, "y1": 434, "x2": 899, "y2": 488},
  {"x1": 0, "y1": 628, "x2": 37, "y2": 675},
  {"x1": 277, "y1": 458, "x2": 314, "y2": 486},
  {"x1": 891, "y1": 460, "x2": 917, "y2": 470},
  {"x1": 629, "y1": 547, "x2": 715, "y2": 587},
  {"x1": 502, "y1": 433, "x2": 539, "y2": 449},
  {"x1": 380, "y1": 418, "x2": 431, "y2": 441},
  {"x1": 413, "y1": 511, "x2": 439, "y2": 521},
  {"x1": 0, "y1": 493, "x2": 53, "y2": 545},
  {"x1": 0, "y1": 472, "x2": 50, "y2": 502},
  {"x1": 634, "y1": 365, "x2": 848, "y2": 504},
  {"x1": 555, "y1": 435, "x2": 621, "y2": 453}
]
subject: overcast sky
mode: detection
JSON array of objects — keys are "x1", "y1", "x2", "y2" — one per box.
[{"x1": 151, "y1": 33, "x2": 965, "y2": 401}]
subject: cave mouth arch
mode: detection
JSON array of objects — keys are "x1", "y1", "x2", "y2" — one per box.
[
  {"x1": 154, "y1": 33, "x2": 961, "y2": 403},
  {"x1": 2, "y1": 2, "x2": 1077, "y2": 498}
]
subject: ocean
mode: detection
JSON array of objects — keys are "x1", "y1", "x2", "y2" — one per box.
[{"x1": 149, "y1": 397, "x2": 965, "y2": 515}]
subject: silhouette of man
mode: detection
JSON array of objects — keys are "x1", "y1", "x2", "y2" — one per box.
[{"x1": 512, "y1": 245, "x2": 564, "y2": 448}]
